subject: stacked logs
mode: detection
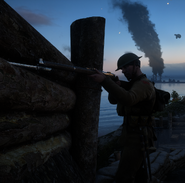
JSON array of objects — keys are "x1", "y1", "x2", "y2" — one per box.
[
  {"x1": 0, "y1": 1, "x2": 105, "y2": 183},
  {"x1": 0, "y1": 57, "x2": 76, "y2": 182}
]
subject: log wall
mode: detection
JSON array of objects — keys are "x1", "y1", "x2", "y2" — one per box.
[{"x1": 0, "y1": 1, "x2": 105, "y2": 183}]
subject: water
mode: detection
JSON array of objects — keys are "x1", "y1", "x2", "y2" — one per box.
[{"x1": 98, "y1": 82, "x2": 185, "y2": 137}]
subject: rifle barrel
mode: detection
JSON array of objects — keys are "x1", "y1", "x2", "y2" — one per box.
[
  {"x1": 39, "y1": 60, "x2": 97, "y2": 75},
  {"x1": 8, "y1": 61, "x2": 52, "y2": 71},
  {"x1": 39, "y1": 60, "x2": 116, "y2": 78}
]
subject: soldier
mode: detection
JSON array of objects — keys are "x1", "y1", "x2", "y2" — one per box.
[{"x1": 90, "y1": 52, "x2": 156, "y2": 183}]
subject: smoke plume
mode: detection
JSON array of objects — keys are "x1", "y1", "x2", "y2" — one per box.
[{"x1": 112, "y1": 0, "x2": 164, "y2": 80}]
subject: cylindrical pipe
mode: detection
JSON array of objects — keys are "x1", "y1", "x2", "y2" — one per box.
[{"x1": 70, "y1": 16, "x2": 105, "y2": 182}]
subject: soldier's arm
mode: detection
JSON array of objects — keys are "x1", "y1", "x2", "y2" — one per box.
[
  {"x1": 101, "y1": 77, "x2": 154, "y2": 106},
  {"x1": 108, "y1": 80, "x2": 130, "y2": 104},
  {"x1": 108, "y1": 93, "x2": 117, "y2": 104}
]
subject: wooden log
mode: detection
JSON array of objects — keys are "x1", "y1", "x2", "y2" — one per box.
[
  {"x1": 70, "y1": 17, "x2": 105, "y2": 183},
  {"x1": 0, "y1": 1, "x2": 75, "y2": 83},
  {"x1": 0, "y1": 57, "x2": 76, "y2": 112},
  {"x1": 0, "y1": 131, "x2": 71, "y2": 182},
  {"x1": 0, "y1": 111, "x2": 70, "y2": 148}
]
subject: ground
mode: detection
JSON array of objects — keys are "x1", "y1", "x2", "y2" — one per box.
[{"x1": 163, "y1": 165, "x2": 185, "y2": 183}]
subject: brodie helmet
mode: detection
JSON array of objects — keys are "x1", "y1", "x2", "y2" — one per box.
[{"x1": 115, "y1": 53, "x2": 142, "y2": 71}]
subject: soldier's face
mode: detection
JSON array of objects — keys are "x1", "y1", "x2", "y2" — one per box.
[{"x1": 121, "y1": 65, "x2": 134, "y2": 80}]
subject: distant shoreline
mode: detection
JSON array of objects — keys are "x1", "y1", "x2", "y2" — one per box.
[{"x1": 154, "y1": 81, "x2": 185, "y2": 83}]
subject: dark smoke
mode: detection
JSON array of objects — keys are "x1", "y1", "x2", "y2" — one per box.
[{"x1": 112, "y1": 0, "x2": 164, "y2": 80}]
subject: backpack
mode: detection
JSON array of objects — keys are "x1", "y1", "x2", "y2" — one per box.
[
  {"x1": 120, "y1": 76, "x2": 171, "y2": 113},
  {"x1": 152, "y1": 84, "x2": 170, "y2": 112}
]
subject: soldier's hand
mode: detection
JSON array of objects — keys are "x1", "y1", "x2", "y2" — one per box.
[{"x1": 89, "y1": 69, "x2": 106, "y2": 83}]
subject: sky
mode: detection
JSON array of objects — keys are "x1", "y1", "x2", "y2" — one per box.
[{"x1": 4, "y1": 0, "x2": 185, "y2": 79}]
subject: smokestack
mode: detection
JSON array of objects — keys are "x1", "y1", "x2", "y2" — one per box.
[{"x1": 112, "y1": 0, "x2": 164, "y2": 80}]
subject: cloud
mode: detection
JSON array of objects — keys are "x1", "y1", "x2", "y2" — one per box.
[
  {"x1": 165, "y1": 62, "x2": 185, "y2": 71},
  {"x1": 15, "y1": 7, "x2": 53, "y2": 26},
  {"x1": 142, "y1": 62, "x2": 185, "y2": 76},
  {"x1": 63, "y1": 46, "x2": 71, "y2": 52}
]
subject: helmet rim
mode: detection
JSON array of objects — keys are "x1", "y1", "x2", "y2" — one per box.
[{"x1": 115, "y1": 53, "x2": 142, "y2": 71}]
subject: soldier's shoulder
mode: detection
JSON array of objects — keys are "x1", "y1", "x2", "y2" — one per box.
[
  {"x1": 135, "y1": 77, "x2": 154, "y2": 92},
  {"x1": 134, "y1": 77, "x2": 151, "y2": 86},
  {"x1": 140, "y1": 77, "x2": 152, "y2": 85}
]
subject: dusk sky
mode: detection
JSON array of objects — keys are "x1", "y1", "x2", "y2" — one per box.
[{"x1": 4, "y1": 0, "x2": 185, "y2": 77}]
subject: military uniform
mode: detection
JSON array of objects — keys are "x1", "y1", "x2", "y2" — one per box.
[{"x1": 101, "y1": 74, "x2": 156, "y2": 183}]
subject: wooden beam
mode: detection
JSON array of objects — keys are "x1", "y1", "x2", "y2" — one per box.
[
  {"x1": 0, "y1": 111, "x2": 71, "y2": 148},
  {"x1": 0, "y1": 57, "x2": 76, "y2": 112}
]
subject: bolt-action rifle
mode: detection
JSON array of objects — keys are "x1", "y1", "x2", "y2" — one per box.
[{"x1": 8, "y1": 59, "x2": 117, "y2": 81}]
